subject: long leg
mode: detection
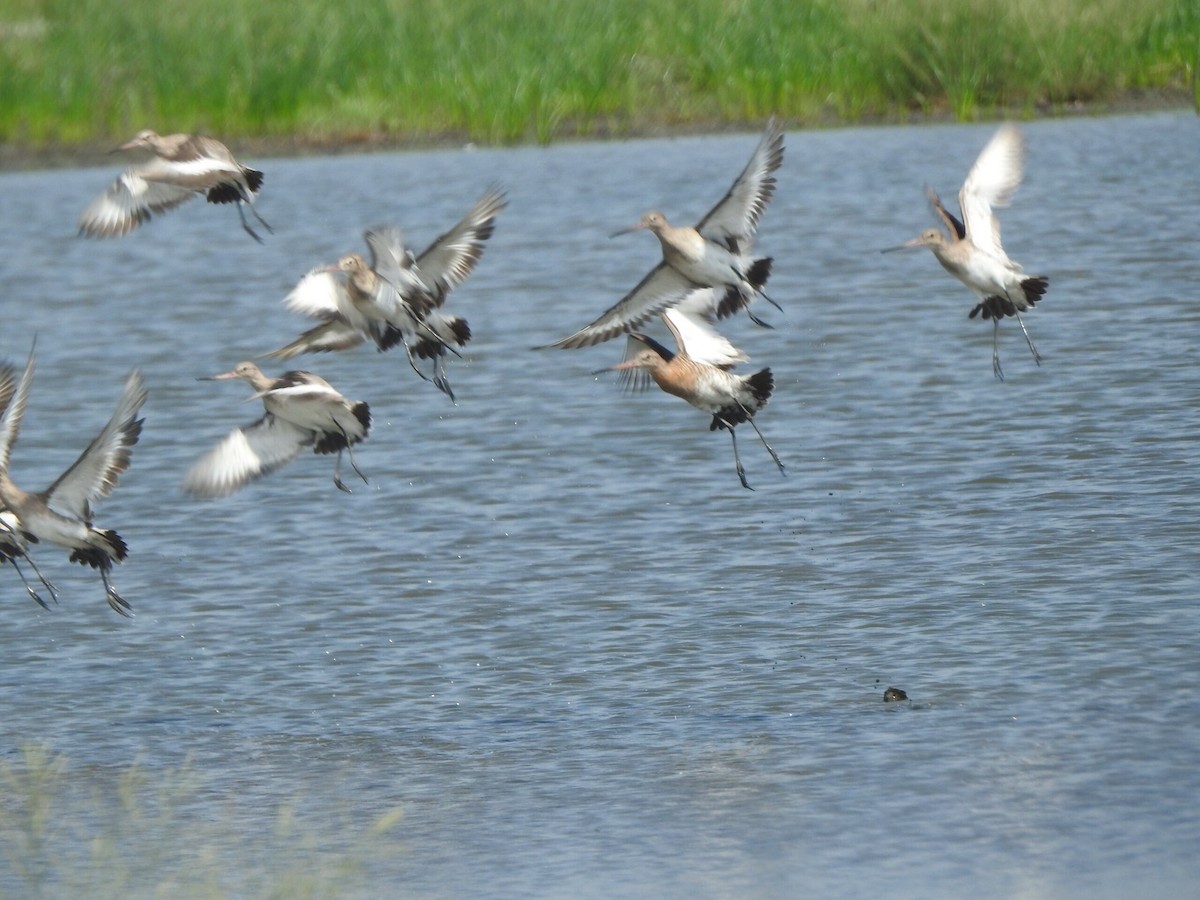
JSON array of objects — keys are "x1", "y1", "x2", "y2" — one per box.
[
  {"x1": 757, "y1": 287, "x2": 784, "y2": 313},
  {"x1": 431, "y1": 354, "x2": 456, "y2": 404},
  {"x1": 237, "y1": 179, "x2": 274, "y2": 238},
  {"x1": 7, "y1": 558, "x2": 50, "y2": 610},
  {"x1": 20, "y1": 551, "x2": 59, "y2": 602},
  {"x1": 99, "y1": 566, "x2": 133, "y2": 618},
  {"x1": 400, "y1": 339, "x2": 435, "y2": 386},
  {"x1": 738, "y1": 405, "x2": 786, "y2": 476},
  {"x1": 330, "y1": 422, "x2": 368, "y2": 493},
  {"x1": 992, "y1": 319, "x2": 1005, "y2": 381},
  {"x1": 718, "y1": 417, "x2": 753, "y2": 491},
  {"x1": 235, "y1": 203, "x2": 266, "y2": 244},
  {"x1": 1014, "y1": 310, "x2": 1042, "y2": 366}
]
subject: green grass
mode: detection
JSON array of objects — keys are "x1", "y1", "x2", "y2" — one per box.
[
  {"x1": 0, "y1": 744, "x2": 407, "y2": 897},
  {"x1": 0, "y1": 0, "x2": 1195, "y2": 148}
]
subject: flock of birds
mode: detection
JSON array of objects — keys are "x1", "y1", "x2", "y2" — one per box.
[{"x1": 0, "y1": 119, "x2": 1049, "y2": 616}]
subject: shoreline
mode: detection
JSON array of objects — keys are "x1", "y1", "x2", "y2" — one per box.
[{"x1": 0, "y1": 90, "x2": 1192, "y2": 173}]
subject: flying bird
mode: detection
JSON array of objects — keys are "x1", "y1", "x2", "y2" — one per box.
[
  {"x1": 78, "y1": 129, "x2": 272, "y2": 242},
  {"x1": 184, "y1": 362, "x2": 371, "y2": 498},
  {"x1": 884, "y1": 123, "x2": 1048, "y2": 379},
  {"x1": 264, "y1": 186, "x2": 507, "y2": 401},
  {"x1": 596, "y1": 299, "x2": 784, "y2": 490},
  {"x1": 0, "y1": 349, "x2": 146, "y2": 616},
  {"x1": 542, "y1": 118, "x2": 784, "y2": 351}
]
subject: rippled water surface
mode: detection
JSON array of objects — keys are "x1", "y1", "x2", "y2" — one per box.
[{"x1": 0, "y1": 111, "x2": 1197, "y2": 898}]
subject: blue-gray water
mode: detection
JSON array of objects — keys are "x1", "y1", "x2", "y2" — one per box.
[{"x1": 0, "y1": 111, "x2": 1197, "y2": 898}]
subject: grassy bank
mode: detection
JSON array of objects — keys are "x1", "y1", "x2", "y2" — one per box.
[{"x1": 0, "y1": 0, "x2": 1195, "y2": 150}]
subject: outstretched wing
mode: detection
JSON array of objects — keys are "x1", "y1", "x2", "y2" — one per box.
[
  {"x1": 263, "y1": 318, "x2": 367, "y2": 360},
  {"x1": 414, "y1": 186, "x2": 507, "y2": 305},
  {"x1": 696, "y1": 118, "x2": 784, "y2": 251},
  {"x1": 539, "y1": 264, "x2": 697, "y2": 350},
  {"x1": 78, "y1": 168, "x2": 196, "y2": 238},
  {"x1": 959, "y1": 123, "x2": 1024, "y2": 260},
  {"x1": 182, "y1": 414, "x2": 309, "y2": 499},
  {"x1": 45, "y1": 370, "x2": 147, "y2": 520},
  {"x1": 0, "y1": 347, "x2": 36, "y2": 476}
]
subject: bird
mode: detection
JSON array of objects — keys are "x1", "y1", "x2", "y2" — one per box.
[
  {"x1": 884, "y1": 123, "x2": 1048, "y2": 380},
  {"x1": 184, "y1": 361, "x2": 371, "y2": 498},
  {"x1": 541, "y1": 118, "x2": 784, "y2": 351},
  {"x1": 78, "y1": 129, "x2": 272, "y2": 242},
  {"x1": 0, "y1": 349, "x2": 146, "y2": 617},
  {"x1": 263, "y1": 186, "x2": 507, "y2": 401},
  {"x1": 596, "y1": 298, "x2": 785, "y2": 490}
]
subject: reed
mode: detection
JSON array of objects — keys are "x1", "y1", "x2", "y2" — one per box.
[
  {"x1": 0, "y1": 744, "x2": 406, "y2": 896},
  {"x1": 0, "y1": 0, "x2": 1194, "y2": 149}
]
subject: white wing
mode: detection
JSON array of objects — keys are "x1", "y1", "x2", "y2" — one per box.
[
  {"x1": 283, "y1": 268, "x2": 347, "y2": 319},
  {"x1": 666, "y1": 290, "x2": 749, "y2": 367},
  {"x1": 696, "y1": 118, "x2": 784, "y2": 251},
  {"x1": 959, "y1": 123, "x2": 1024, "y2": 260},
  {"x1": 182, "y1": 415, "x2": 309, "y2": 499},
  {"x1": 78, "y1": 169, "x2": 196, "y2": 238}
]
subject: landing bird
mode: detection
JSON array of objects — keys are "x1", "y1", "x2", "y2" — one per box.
[
  {"x1": 884, "y1": 123, "x2": 1048, "y2": 380},
  {"x1": 541, "y1": 118, "x2": 784, "y2": 350},
  {"x1": 264, "y1": 186, "x2": 507, "y2": 401},
  {"x1": 78, "y1": 129, "x2": 272, "y2": 242},
  {"x1": 596, "y1": 302, "x2": 785, "y2": 491},
  {"x1": 0, "y1": 350, "x2": 146, "y2": 617},
  {"x1": 184, "y1": 361, "x2": 371, "y2": 498}
]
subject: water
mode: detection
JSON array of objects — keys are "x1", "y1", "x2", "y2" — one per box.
[{"x1": 0, "y1": 111, "x2": 1197, "y2": 898}]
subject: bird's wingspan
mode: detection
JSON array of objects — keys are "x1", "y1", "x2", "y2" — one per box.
[
  {"x1": 696, "y1": 118, "x2": 784, "y2": 250},
  {"x1": 539, "y1": 264, "x2": 697, "y2": 350},
  {"x1": 414, "y1": 186, "x2": 507, "y2": 304},
  {"x1": 959, "y1": 123, "x2": 1024, "y2": 260},
  {"x1": 182, "y1": 415, "x2": 309, "y2": 499},
  {"x1": 45, "y1": 370, "x2": 147, "y2": 520}
]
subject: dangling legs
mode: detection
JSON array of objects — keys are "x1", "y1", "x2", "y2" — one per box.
[
  {"x1": 738, "y1": 405, "x2": 786, "y2": 476},
  {"x1": 236, "y1": 180, "x2": 274, "y2": 241},
  {"x1": 722, "y1": 418, "x2": 753, "y2": 491},
  {"x1": 992, "y1": 319, "x2": 1005, "y2": 381},
  {"x1": 7, "y1": 558, "x2": 51, "y2": 610},
  {"x1": 99, "y1": 566, "x2": 132, "y2": 618},
  {"x1": 1014, "y1": 310, "x2": 1042, "y2": 366},
  {"x1": 330, "y1": 422, "x2": 368, "y2": 493},
  {"x1": 21, "y1": 550, "x2": 59, "y2": 604},
  {"x1": 431, "y1": 354, "x2": 456, "y2": 404}
]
